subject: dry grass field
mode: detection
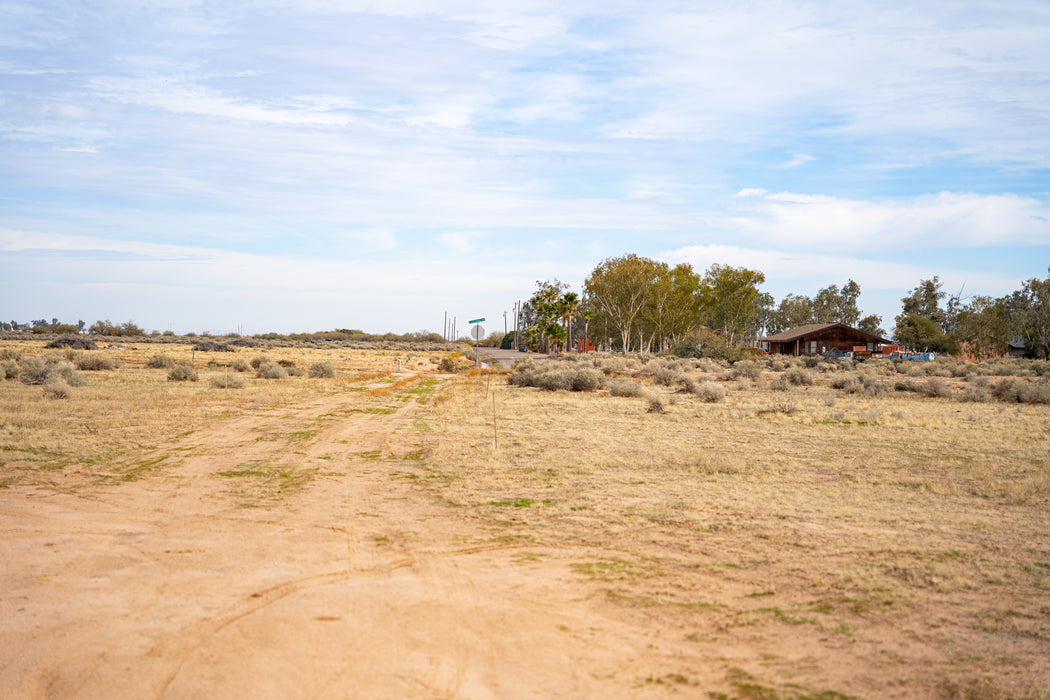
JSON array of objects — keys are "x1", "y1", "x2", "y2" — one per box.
[{"x1": 1, "y1": 339, "x2": 1048, "y2": 698}]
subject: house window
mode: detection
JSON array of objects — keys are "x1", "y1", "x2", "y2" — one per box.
[
  {"x1": 809, "y1": 340, "x2": 817, "y2": 354},
  {"x1": 867, "y1": 342, "x2": 873, "y2": 351}
]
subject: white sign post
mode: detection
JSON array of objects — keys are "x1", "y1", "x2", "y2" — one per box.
[{"x1": 470, "y1": 320, "x2": 485, "y2": 370}]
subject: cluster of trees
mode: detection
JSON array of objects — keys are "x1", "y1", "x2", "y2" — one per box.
[
  {"x1": 766, "y1": 281, "x2": 885, "y2": 337},
  {"x1": 894, "y1": 274, "x2": 1050, "y2": 360},
  {"x1": 514, "y1": 256, "x2": 1050, "y2": 360},
  {"x1": 515, "y1": 255, "x2": 785, "y2": 355},
  {"x1": 0, "y1": 318, "x2": 85, "y2": 333}
]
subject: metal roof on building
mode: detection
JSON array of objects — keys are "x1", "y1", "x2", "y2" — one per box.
[{"x1": 761, "y1": 322, "x2": 892, "y2": 345}]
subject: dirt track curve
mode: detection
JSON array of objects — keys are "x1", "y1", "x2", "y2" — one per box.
[{"x1": 0, "y1": 376, "x2": 700, "y2": 699}]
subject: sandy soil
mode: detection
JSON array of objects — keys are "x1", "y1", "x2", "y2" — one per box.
[{"x1": 0, "y1": 380, "x2": 722, "y2": 699}]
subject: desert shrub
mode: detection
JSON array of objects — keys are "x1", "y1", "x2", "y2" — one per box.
[
  {"x1": 653, "y1": 368, "x2": 679, "y2": 386},
  {"x1": 250, "y1": 355, "x2": 271, "y2": 370},
  {"x1": 991, "y1": 377, "x2": 1019, "y2": 400},
  {"x1": 784, "y1": 367, "x2": 813, "y2": 386},
  {"x1": 607, "y1": 378, "x2": 643, "y2": 397},
  {"x1": 192, "y1": 341, "x2": 231, "y2": 352},
  {"x1": 995, "y1": 378, "x2": 1050, "y2": 404},
  {"x1": 147, "y1": 354, "x2": 175, "y2": 369},
  {"x1": 675, "y1": 375, "x2": 696, "y2": 393},
  {"x1": 770, "y1": 374, "x2": 792, "y2": 391},
  {"x1": 510, "y1": 366, "x2": 601, "y2": 392},
  {"x1": 644, "y1": 392, "x2": 667, "y2": 413},
  {"x1": 731, "y1": 360, "x2": 762, "y2": 380},
  {"x1": 309, "y1": 361, "x2": 336, "y2": 378},
  {"x1": 513, "y1": 357, "x2": 536, "y2": 372},
  {"x1": 1021, "y1": 382, "x2": 1050, "y2": 404},
  {"x1": 17, "y1": 356, "x2": 46, "y2": 382},
  {"x1": 43, "y1": 379, "x2": 72, "y2": 399},
  {"x1": 438, "y1": 357, "x2": 458, "y2": 373},
  {"x1": 960, "y1": 386, "x2": 991, "y2": 402},
  {"x1": 54, "y1": 362, "x2": 84, "y2": 386},
  {"x1": 694, "y1": 382, "x2": 725, "y2": 403},
  {"x1": 277, "y1": 359, "x2": 297, "y2": 367},
  {"x1": 45, "y1": 335, "x2": 97, "y2": 350},
  {"x1": 232, "y1": 358, "x2": 251, "y2": 372},
  {"x1": 285, "y1": 365, "x2": 304, "y2": 377},
  {"x1": 20, "y1": 359, "x2": 84, "y2": 387},
  {"x1": 258, "y1": 364, "x2": 287, "y2": 379},
  {"x1": 830, "y1": 375, "x2": 857, "y2": 390},
  {"x1": 567, "y1": 367, "x2": 603, "y2": 392},
  {"x1": 894, "y1": 379, "x2": 918, "y2": 393},
  {"x1": 75, "y1": 353, "x2": 118, "y2": 371},
  {"x1": 533, "y1": 370, "x2": 568, "y2": 391},
  {"x1": 968, "y1": 375, "x2": 990, "y2": 387},
  {"x1": 209, "y1": 374, "x2": 245, "y2": 389},
  {"x1": 168, "y1": 364, "x2": 198, "y2": 381},
  {"x1": 0, "y1": 348, "x2": 22, "y2": 361},
  {"x1": 229, "y1": 338, "x2": 260, "y2": 347},
  {"x1": 919, "y1": 377, "x2": 952, "y2": 398},
  {"x1": 1, "y1": 360, "x2": 19, "y2": 380}
]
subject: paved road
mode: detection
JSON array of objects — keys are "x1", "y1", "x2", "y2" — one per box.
[{"x1": 475, "y1": 347, "x2": 551, "y2": 368}]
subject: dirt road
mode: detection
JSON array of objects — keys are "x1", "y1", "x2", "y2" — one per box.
[{"x1": 0, "y1": 376, "x2": 699, "y2": 698}]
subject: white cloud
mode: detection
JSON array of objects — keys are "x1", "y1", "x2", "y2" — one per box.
[
  {"x1": 439, "y1": 231, "x2": 487, "y2": 253},
  {"x1": 729, "y1": 191, "x2": 1050, "y2": 253}
]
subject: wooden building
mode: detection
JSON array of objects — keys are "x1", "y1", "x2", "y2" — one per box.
[{"x1": 759, "y1": 323, "x2": 892, "y2": 356}]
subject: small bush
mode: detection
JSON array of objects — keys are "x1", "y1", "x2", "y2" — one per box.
[
  {"x1": 258, "y1": 363, "x2": 287, "y2": 379},
  {"x1": 675, "y1": 376, "x2": 696, "y2": 393},
  {"x1": 644, "y1": 392, "x2": 667, "y2": 414},
  {"x1": 830, "y1": 375, "x2": 857, "y2": 391},
  {"x1": 995, "y1": 378, "x2": 1050, "y2": 404},
  {"x1": 43, "y1": 379, "x2": 72, "y2": 399},
  {"x1": 209, "y1": 374, "x2": 245, "y2": 389},
  {"x1": 192, "y1": 341, "x2": 231, "y2": 352},
  {"x1": 45, "y1": 335, "x2": 97, "y2": 350},
  {"x1": 285, "y1": 365, "x2": 304, "y2": 377},
  {"x1": 770, "y1": 374, "x2": 792, "y2": 391},
  {"x1": 0, "y1": 348, "x2": 22, "y2": 361},
  {"x1": 168, "y1": 364, "x2": 199, "y2": 382},
  {"x1": 232, "y1": 358, "x2": 251, "y2": 372},
  {"x1": 960, "y1": 386, "x2": 991, "y2": 402},
  {"x1": 75, "y1": 353, "x2": 118, "y2": 371},
  {"x1": 919, "y1": 377, "x2": 952, "y2": 398},
  {"x1": 309, "y1": 361, "x2": 336, "y2": 378},
  {"x1": 653, "y1": 368, "x2": 679, "y2": 386},
  {"x1": 250, "y1": 356, "x2": 271, "y2": 370},
  {"x1": 694, "y1": 382, "x2": 726, "y2": 403},
  {"x1": 147, "y1": 354, "x2": 175, "y2": 369},
  {"x1": 731, "y1": 360, "x2": 762, "y2": 380},
  {"x1": 607, "y1": 378, "x2": 643, "y2": 397},
  {"x1": 566, "y1": 367, "x2": 603, "y2": 392},
  {"x1": 277, "y1": 359, "x2": 297, "y2": 367},
  {"x1": 784, "y1": 367, "x2": 813, "y2": 386},
  {"x1": 438, "y1": 357, "x2": 457, "y2": 373}
]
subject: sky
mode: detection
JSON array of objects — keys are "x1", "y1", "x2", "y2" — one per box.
[{"x1": 2, "y1": 1, "x2": 1048, "y2": 337}]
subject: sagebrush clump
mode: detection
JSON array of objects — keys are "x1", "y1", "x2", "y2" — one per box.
[
  {"x1": 147, "y1": 354, "x2": 175, "y2": 369},
  {"x1": 168, "y1": 364, "x2": 199, "y2": 382},
  {"x1": 309, "y1": 361, "x2": 336, "y2": 378}
]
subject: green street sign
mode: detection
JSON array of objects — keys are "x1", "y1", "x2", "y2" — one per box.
[{"x1": 468, "y1": 317, "x2": 485, "y2": 324}]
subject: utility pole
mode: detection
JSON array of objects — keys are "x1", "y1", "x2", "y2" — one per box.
[
  {"x1": 514, "y1": 301, "x2": 520, "y2": 352},
  {"x1": 503, "y1": 311, "x2": 507, "y2": 335},
  {"x1": 444, "y1": 311, "x2": 447, "y2": 341}
]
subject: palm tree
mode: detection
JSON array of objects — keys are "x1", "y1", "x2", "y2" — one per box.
[
  {"x1": 560, "y1": 291, "x2": 580, "y2": 351},
  {"x1": 582, "y1": 309, "x2": 593, "y2": 352}
]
